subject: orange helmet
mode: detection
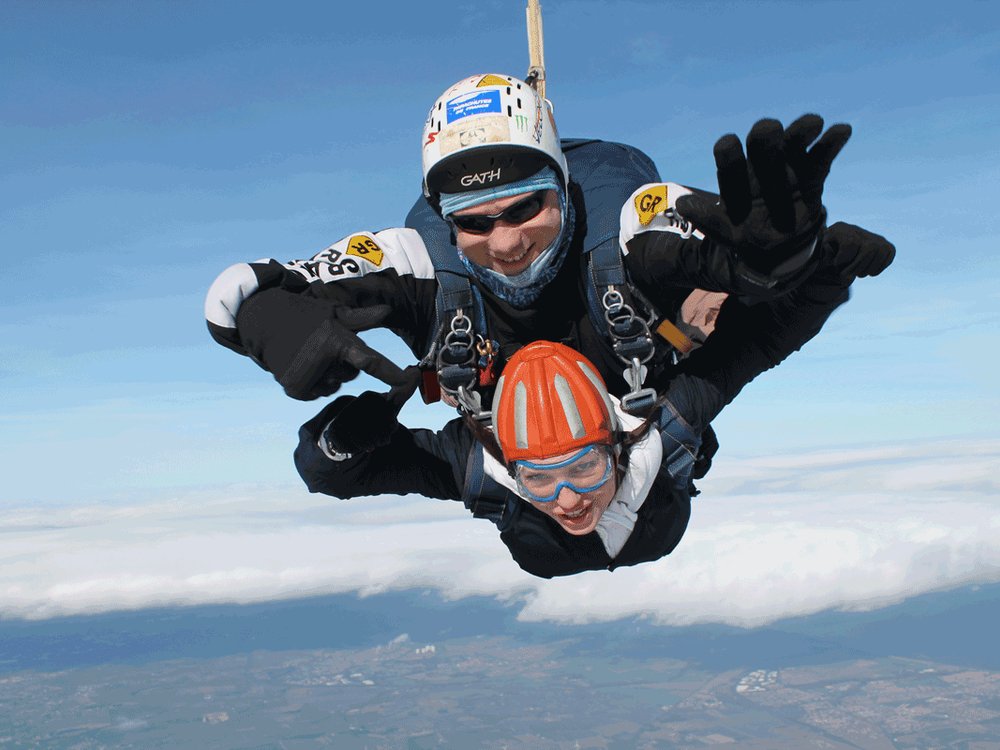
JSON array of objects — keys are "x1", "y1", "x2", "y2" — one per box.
[{"x1": 492, "y1": 341, "x2": 619, "y2": 463}]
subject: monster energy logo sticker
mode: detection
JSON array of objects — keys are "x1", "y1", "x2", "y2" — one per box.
[{"x1": 514, "y1": 114, "x2": 529, "y2": 132}]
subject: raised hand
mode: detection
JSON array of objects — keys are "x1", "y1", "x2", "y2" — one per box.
[
  {"x1": 676, "y1": 115, "x2": 852, "y2": 279},
  {"x1": 237, "y1": 289, "x2": 408, "y2": 400}
]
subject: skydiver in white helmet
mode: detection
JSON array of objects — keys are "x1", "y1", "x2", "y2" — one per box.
[{"x1": 205, "y1": 72, "x2": 894, "y2": 483}]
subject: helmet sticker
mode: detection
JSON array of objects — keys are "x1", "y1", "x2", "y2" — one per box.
[
  {"x1": 477, "y1": 74, "x2": 509, "y2": 87},
  {"x1": 532, "y1": 97, "x2": 544, "y2": 144},
  {"x1": 446, "y1": 90, "x2": 502, "y2": 123},
  {"x1": 345, "y1": 234, "x2": 384, "y2": 267},
  {"x1": 438, "y1": 115, "x2": 511, "y2": 157},
  {"x1": 634, "y1": 184, "x2": 669, "y2": 227}
]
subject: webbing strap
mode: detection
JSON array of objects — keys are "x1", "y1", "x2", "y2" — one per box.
[
  {"x1": 586, "y1": 238, "x2": 660, "y2": 416},
  {"x1": 656, "y1": 402, "x2": 701, "y2": 488},
  {"x1": 434, "y1": 269, "x2": 476, "y2": 324},
  {"x1": 589, "y1": 237, "x2": 628, "y2": 288},
  {"x1": 655, "y1": 318, "x2": 694, "y2": 355},
  {"x1": 463, "y1": 447, "x2": 510, "y2": 524}
]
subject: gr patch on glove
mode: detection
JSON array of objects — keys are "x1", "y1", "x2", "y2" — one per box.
[{"x1": 677, "y1": 115, "x2": 852, "y2": 282}]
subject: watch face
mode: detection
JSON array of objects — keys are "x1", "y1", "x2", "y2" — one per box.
[{"x1": 321, "y1": 428, "x2": 353, "y2": 462}]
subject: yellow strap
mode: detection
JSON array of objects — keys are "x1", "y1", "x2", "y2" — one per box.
[{"x1": 655, "y1": 319, "x2": 694, "y2": 355}]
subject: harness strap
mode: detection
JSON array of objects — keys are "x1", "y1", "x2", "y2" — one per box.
[
  {"x1": 463, "y1": 445, "x2": 512, "y2": 524},
  {"x1": 656, "y1": 401, "x2": 701, "y2": 491},
  {"x1": 409, "y1": 219, "x2": 493, "y2": 417},
  {"x1": 433, "y1": 273, "x2": 492, "y2": 419},
  {"x1": 588, "y1": 235, "x2": 627, "y2": 288},
  {"x1": 436, "y1": 268, "x2": 476, "y2": 319},
  {"x1": 586, "y1": 239, "x2": 659, "y2": 416}
]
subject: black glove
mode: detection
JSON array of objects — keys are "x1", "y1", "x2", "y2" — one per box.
[
  {"x1": 677, "y1": 115, "x2": 852, "y2": 279},
  {"x1": 822, "y1": 222, "x2": 896, "y2": 283},
  {"x1": 321, "y1": 367, "x2": 422, "y2": 455},
  {"x1": 236, "y1": 288, "x2": 408, "y2": 401}
]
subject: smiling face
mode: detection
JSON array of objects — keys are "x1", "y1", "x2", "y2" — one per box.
[
  {"x1": 451, "y1": 189, "x2": 562, "y2": 276},
  {"x1": 517, "y1": 447, "x2": 619, "y2": 536}
]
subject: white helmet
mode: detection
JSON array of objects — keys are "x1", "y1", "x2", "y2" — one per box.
[{"x1": 421, "y1": 73, "x2": 569, "y2": 200}]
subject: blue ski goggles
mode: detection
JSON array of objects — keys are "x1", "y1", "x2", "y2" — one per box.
[{"x1": 514, "y1": 445, "x2": 614, "y2": 503}]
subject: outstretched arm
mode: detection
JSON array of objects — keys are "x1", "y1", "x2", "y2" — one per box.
[
  {"x1": 293, "y1": 393, "x2": 473, "y2": 502},
  {"x1": 204, "y1": 227, "x2": 439, "y2": 400},
  {"x1": 663, "y1": 218, "x2": 895, "y2": 430}
]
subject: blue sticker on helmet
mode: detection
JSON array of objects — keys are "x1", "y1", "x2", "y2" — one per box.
[{"x1": 446, "y1": 91, "x2": 502, "y2": 123}]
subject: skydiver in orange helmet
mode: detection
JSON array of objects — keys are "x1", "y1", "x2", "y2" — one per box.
[{"x1": 296, "y1": 340, "x2": 707, "y2": 578}]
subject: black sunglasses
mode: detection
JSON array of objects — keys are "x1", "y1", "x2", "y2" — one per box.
[{"x1": 448, "y1": 190, "x2": 548, "y2": 234}]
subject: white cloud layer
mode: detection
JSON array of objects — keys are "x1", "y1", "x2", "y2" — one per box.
[{"x1": 2, "y1": 437, "x2": 999, "y2": 627}]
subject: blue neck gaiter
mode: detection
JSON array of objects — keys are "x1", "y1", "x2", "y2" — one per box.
[{"x1": 440, "y1": 168, "x2": 574, "y2": 309}]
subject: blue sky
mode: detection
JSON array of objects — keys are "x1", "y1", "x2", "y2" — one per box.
[{"x1": 1, "y1": 1, "x2": 998, "y2": 623}]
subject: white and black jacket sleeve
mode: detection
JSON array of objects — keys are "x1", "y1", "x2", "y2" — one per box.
[{"x1": 204, "y1": 227, "x2": 441, "y2": 360}]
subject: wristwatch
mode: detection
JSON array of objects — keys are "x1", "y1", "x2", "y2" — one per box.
[{"x1": 319, "y1": 421, "x2": 353, "y2": 462}]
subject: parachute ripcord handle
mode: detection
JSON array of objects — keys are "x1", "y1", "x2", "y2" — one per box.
[{"x1": 524, "y1": 0, "x2": 546, "y2": 100}]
